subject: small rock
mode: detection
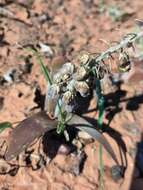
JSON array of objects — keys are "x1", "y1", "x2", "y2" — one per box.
[
  {"x1": 77, "y1": 130, "x2": 92, "y2": 140},
  {"x1": 3, "y1": 69, "x2": 21, "y2": 84},
  {"x1": 37, "y1": 14, "x2": 52, "y2": 23},
  {"x1": 110, "y1": 165, "x2": 123, "y2": 181},
  {"x1": 3, "y1": 69, "x2": 15, "y2": 83}
]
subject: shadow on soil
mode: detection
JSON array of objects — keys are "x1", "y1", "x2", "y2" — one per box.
[
  {"x1": 102, "y1": 82, "x2": 143, "y2": 182},
  {"x1": 100, "y1": 82, "x2": 143, "y2": 187},
  {"x1": 77, "y1": 81, "x2": 143, "y2": 181},
  {"x1": 129, "y1": 133, "x2": 143, "y2": 190},
  {"x1": 104, "y1": 82, "x2": 143, "y2": 125}
]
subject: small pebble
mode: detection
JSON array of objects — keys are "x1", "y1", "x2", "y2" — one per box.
[{"x1": 110, "y1": 165, "x2": 123, "y2": 181}]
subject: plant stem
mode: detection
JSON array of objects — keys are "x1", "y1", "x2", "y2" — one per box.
[
  {"x1": 33, "y1": 50, "x2": 52, "y2": 85},
  {"x1": 95, "y1": 33, "x2": 142, "y2": 63},
  {"x1": 26, "y1": 48, "x2": 66, "y2": 133}
]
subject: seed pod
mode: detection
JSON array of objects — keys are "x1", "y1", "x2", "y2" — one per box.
[
  {"x1": 53, "y1": 62, "x2": 74, "y2": 83},
  {"x1": 78, "y1": 52, "x2": 90, "y2": 65},
  {"x1": 58, "y1": 62, "x2": 74, "y2": 76},
  {"x1": 67, "y1": 79, "x2": 76, "y2": 91},
  {"x1": 74, "y1": 66, "x2": 87, "y2": 81},
  {"x1": 62, "y1": 73, "x2": 70, "y2": 81},
  {"x1": 53, "y1": 72, "x2": 62, "y2": 83},
  {"x1": 75, "y1": 81, "x2": 89, "y2": 97},
  {"x1": 118, "y1": 52, "x2": 131, "y2": 72},
  {"x1": 44, "y1": 84, "x2": 60, "y2": 115},
  {"x1": 62, "y1": 91, "x2": 73, "y2": 105}
]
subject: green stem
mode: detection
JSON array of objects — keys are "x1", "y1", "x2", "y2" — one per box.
[
  {"x1": 32, "y1": 49, "x2": 52, "y2": 85},
  {"x1": 27, "y1": 48, "x2": 66, "y2": 134}
]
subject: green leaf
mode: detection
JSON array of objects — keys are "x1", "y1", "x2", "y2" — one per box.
[
  {"x1": 67, "y1": 114, "x2": 119, "y2": 165},
  {"x1": 25, "y1": 47, "x2": 65, "y2": 133},
  {"x1": 0, "y1": 122, "x2": 12, "y2": 133}
]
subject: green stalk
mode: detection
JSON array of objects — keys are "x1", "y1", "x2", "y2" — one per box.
[
  {"x1": 27, "y1": 48, "x2": 66, "y2": 134},
  {"x1": 26, "y1": 48, "x2": 52, "y2": 84}
]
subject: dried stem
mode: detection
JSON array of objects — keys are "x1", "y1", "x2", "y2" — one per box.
[{"x1": 94, "y1": 33, "x2": 142, "y2": 63}]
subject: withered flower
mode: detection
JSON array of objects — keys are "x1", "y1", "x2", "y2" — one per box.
[
  {"x1": 62, "y1": 91, "x2": 73, "y2": 105},
  {"x1": 75, "y1": 81, "x2": 89, "y2": 97},
  {"x1": 78, "y1": 52, "x2": 90, "y2": 65},
  {"x1": 53, "y1": 62, "x2": 75, "y2": 83},
  {"x1": 118, "y1": 52, "x2": 131, "y2": 72},
  {"x1": 74, "y1": 66, "x2": 87, "y2": 81}
]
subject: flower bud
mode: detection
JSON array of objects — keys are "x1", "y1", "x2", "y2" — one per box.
[
  {"x1": 62, "y1": 91, "x2": 73, "y2": 105},
  {"x1": 61, "y1": 62, "x2": 75, "y2": 75}
]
